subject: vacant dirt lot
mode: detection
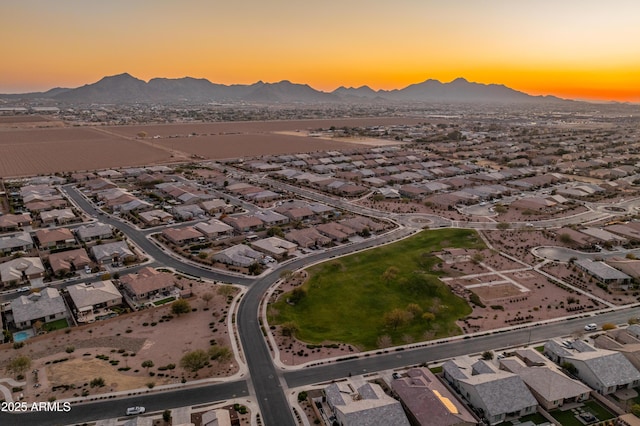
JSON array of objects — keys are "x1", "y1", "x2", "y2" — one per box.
[
  {"x1": 0, "y1": 127, "x2": 171, "y2": 177},
  {"x1": 0, "y1": 280, "x2": 240, "y2": 403},
  {"x1": 0, "y1": 117, "x2": 421, "y2": 177}
]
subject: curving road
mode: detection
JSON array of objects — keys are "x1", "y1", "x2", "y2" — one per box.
[{"x1": 4, "y1": 183, "x2": 639, "y2": 425}]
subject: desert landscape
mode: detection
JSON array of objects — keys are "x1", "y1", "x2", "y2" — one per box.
[{"x1": 0, "y1": 280, "x2": 241, "y2": 403}]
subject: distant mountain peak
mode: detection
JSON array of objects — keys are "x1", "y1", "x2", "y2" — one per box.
[{"x1": 0, "y1": 73, "x2": 571, "y2": 105}]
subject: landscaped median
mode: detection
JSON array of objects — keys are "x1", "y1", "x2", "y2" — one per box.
[{"x1": 269, "y1": 228, "x2": 484, "y2": 351}]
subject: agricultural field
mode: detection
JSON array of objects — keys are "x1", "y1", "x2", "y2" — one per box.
[
  {"x1": 0, "y1": 127, "x2": 171, "y2": 177},
  {"x1": 269, "y1": 228, "x2": 485, "y2": 350},
  {"x1": 0, "y1": 117, "x2": 421, "y2": 177}
]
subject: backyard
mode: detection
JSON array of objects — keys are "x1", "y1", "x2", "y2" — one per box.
[
  {"x1": 269, "y1": 228, "x2": 484, "y2": 350},
  {"x1": 550, "y1": 400, "x2": 616, "y2": 426}
]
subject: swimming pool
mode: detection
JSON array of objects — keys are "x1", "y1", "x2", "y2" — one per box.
[{"x1": 13, "y1": 330, "x2": 33, "y2": 343}]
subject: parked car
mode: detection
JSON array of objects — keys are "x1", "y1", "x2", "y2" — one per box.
[
  {"x1": 584, "y1": 323, "x2": 597, "y2": 331},
  {"x1": 18, "y1": 286, "x2": 31, "y2": 292},
  {"x1": 126, "y1": 406, "x2": 145, "y2": 416}
]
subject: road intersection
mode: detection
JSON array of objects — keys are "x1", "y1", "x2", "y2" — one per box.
[{"x1": 3, "y1": 184, "x2": 640, "y2": 425}]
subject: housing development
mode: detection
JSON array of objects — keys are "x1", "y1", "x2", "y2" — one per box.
[{"x1": 2, "y1": 100, "x2": 640, "y2": 426}]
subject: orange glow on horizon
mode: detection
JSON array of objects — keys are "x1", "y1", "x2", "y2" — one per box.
[{"x1": 2, "y1": 1, "x2": 640, "y2": 103}]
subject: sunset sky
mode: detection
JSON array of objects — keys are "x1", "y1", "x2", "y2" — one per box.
[{"x1": 2, "y1": 0, "x2": 639, "y2": 102}]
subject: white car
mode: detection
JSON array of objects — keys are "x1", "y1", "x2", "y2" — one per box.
[
  {"x1": 584, "y1": 323, "x2": 597, "y2": 331},
  {"x1": 126, "y1": 406, "x2": 146, "y2": 416}
]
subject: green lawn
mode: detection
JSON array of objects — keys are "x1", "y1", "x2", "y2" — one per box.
[
  {"x1": 583, "y1": 400, "x2": 615, "y2": 421},
  {"x1": 43, "y1": 318, "x2": 69, "y2": 332},
  {"x1": 550, "y1": 400, "x2": 615, "y2": 426},
  {"x1": 270, "y1": 228, "x2": 484, "y2": 350},
  {"x1": 153, "y1": 296, "x2": 176, "y2": 306}
]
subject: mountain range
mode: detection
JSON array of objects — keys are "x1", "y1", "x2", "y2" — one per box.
[{"x1": 0, "y1": 73, "x2": 567, "y2": 105}]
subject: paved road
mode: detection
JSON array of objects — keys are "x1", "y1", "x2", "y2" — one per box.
[
  {"x1": 0, "y1": 380, "x2": 248, "y2": 426},
  {"x1": 9, "y1": 183, "x2": 637, "y2": 426},
  {"x1": 284, "y1": 305, "x2": 640, "y2": 388}
]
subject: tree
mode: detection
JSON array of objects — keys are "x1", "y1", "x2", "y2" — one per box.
[
  {"x1": 493, "y1": 204, "x2": 507, "y2": 214},
  {"x1": 217, "y1": 284, "x2": 235, "y2": 298},
  {"x1": 288, "y1": 288, "x2": 306, "y2": 305},
  {"x1": 201, "y1": 292, "x2": 214, "y2": 307},
  {"x1": 248, "y1": 262, "x2": 261, "y2": 275},
  {"x1": 422, "y1": 312, "x2": 436, "y2": 322},
  {"x1": 496, "y1": 222, "x2": 510, "y2": 230},
  {"x1": 208, "y1": 346, "x2": 232, "y2": 362},
  {"x1": 384, "y1": 309, "x2": 412, "y2": 330},
  {"x1": 281, "y1": 321, "x2": 298, "y2": 337},
  {"x1": 171, "y1": 299, "x2": 191, "y2": 316},
  {"x1": 481, "y1": 351, "x2": 494, "y2": 360},
  {"x1": 7, "y1": 355, "x2": 31, "y2": 376},
  {"x1": 632, "y1": 404, "x2": 640, "y2": 418},
  {"x1": 180, "y1": 349, "x2": 209, "y2": 372},
  {"x1": 90, "y1": 377, "x2": 105, "y2": 388},
  {"x1": 471, "y1": 252, "x2": 485, "y2": 264},
  {"x1": 381, "y1": 266, "x2": 399, "y2": 285},
  {"x1": 162, "y1": 409, "x2": 172, "y2": 423},
  {"x1": 602, "y1": 322, "x2": 617, "y2": 330},
  {"x1": 267, "y1": 226, "x2": 284, "y2": 238},
  {"x1": 559, "y1": 233, "x2": 574, "y2": 244},
  {"x1": 141, "y1": 360, "x2": 154, "y2": 372},
  {"x1": 406, "y1": 303, "x2": 423, "y2": 318}
]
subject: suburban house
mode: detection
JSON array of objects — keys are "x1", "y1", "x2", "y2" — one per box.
[
  {"x1": 0, "y1": 213, "x2": 33, "y2": 231},
  {"x1": 35, "y1": 228, "x2": 76, "y2": 249},
  {"x1": 316, "y1": 222, "x2": 357, "y2": 242},
  {"x1": 194, "y1": 219, "x2": 234, "y2": 239},
  {"x1": 221, "y1": 215, "x2": 264, "y2": 232},
  {"x1": 0, "y1": 257, "x2": 45, "y2": 288},
  {"x1": 39, "y1": 208, "x2": 76, "y2": 225},
  {"x1": 324, "y1": 380, "x2": 410, "y2": 426},
  {"x1": 251, "y1": 237, "x2": 297, "y2": 259},
  {"x1": 340, "y1": 217, "x2": 385, "y2": 233},
  {"x1": 499, "y1": 349, "x2": 591, "y2": 410},
  {"x1": 442, "y1": 357, "x2": 538, "y2": 425},
  {"x1": 67, "y1": 280, "x2": 122, "y2": 322},
  {"x1": 23, "y1": 194, "x2": 66, "y2": 213},
  {"x1": 544, "y1": 339, "x2": 640, "y2": 395},
  {"x1": 574, "y1": 258, "x2": 632, "y2": 289},
  {"x1": 48, "y1": 248, "x2": 91, "y2": 275},
  {"x1": 120, "y1": 267, "x2": 177, "y2": 301},
  {"x1": 172, "y1": 204, "x2": 205, "y2": 220},
  {"x1": 91, "y1": 241, "x2": 136, "y2": 265},
  {"x1": 391, "y1": 367, "x2": 477, "y2": 426},
  {"x1": 75, "y1": 223, "x2": 113, "y2": 242},
  {"x1": 253, "y1": 210, "x2": 289, "y2": 227},
  {"x1": 162, "y1": 227, "x2": 204, "y2": 245},
  {"x1": 285, "y1": 228, "x2": 332, "y2": 248},
  {"x1": 0, "y1": 232, "x2": 34, "y2": 256},
  {"x1": 84, "y1": 177, "x2": 117, "y2": 192},
  {"x1": 10, "y1": 288, "x2": 68, "y2": 329},
  {"x1": 213, "y1": 245, "x2": 263, "y2": 268},
  {"x1": 138, "y1": 209, "x2": 174, "y2": 226},
  {"x1": 200, "y1": 199, "x2": 233, "y2": 215},
  {"x1": 593, "y1": 326, "x2": 640, "y2": 373}
]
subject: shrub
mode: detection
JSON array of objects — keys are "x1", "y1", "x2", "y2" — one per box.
[{"x1": 90, "y1": 377, "x2": 105, "y2": 388}]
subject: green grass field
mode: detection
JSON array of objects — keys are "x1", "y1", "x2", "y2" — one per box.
[{"x1": 270, "y1": 228, "x2": 484, "y2": 350}]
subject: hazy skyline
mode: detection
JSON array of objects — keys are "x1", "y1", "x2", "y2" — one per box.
[{"x1": 2, "y1": 0, "x2": 639, "y2": 102}]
